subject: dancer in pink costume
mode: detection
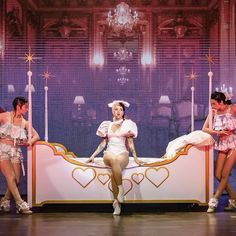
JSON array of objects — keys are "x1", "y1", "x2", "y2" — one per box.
[
  {"x1": 0, "y1": 97, "x2": 39, "y2": 214},
  {"x1": 87, "y1": 100, "x2": 144, "y2": 215},
  {"x1": 203, "y1": 91, "x2": 236, "y2": 212}
]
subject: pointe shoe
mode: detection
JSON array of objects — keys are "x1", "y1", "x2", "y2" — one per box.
[
  {"x1": 16, "y1": 201, "x2": 32, "y2": 214},
  {"x1": 113, "y1": 200, "x2": 121, "y2": 215},
  {"x1": 224, "y1": 199, "x2": 236, "y2": 211},
  {"x1": 207, "y1": 197, "x2": 218, "y2": 213},
  {"x1": 117, "y1": 185, "x2": 124, "y2": 203},
  {"x1": 0, "y1": 198, "x2": 10, "y2": 213}
]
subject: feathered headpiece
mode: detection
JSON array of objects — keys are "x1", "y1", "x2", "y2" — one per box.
[{"x1": 108, "y1": 100, "x2": 130, "y2": 108}]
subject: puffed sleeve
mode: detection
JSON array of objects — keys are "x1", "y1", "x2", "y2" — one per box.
[
  {"x1": 96, "y1": 121, "x2": 111, "y2": 137},
  {"x1": 121, "y1": 119, "x2": 138, "y2": 138}
]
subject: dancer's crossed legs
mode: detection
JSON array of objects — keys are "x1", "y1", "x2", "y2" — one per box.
[
  {"x1": 208, "y1": 149, "x2": 236, "y2": 212},
  {"x1": 103, "y1": 152, "x2": 129, "y2": 201},
  {"x1": 0, "y1": 160, "x2": 22, "y2": 204},
  {"x1": 103, "y1": 152, "x2": 129, "y2": 215},
  {"x1": 214, "y1": 150, "x2": 236, "y2": 199}
]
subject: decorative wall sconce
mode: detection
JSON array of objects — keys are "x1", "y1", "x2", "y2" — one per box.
[
  {"x1": 73, "y1": 96, "x2": 85, "y2": 110},
  {"x1": 141, "y1": 53, "x2": 153, "y2": 67},
  {"x1": 159, "y1": 95, "x2": 171, "y2": 104},
  {"x1": 93, "y1": 54, "x2": 104, "y2": 67},
  {"x1": 24, "y1": 84, "x2": 35, "y2": 93},
  {"x1": 7, "y1": 84, "x2": 15, "y2": 93}
]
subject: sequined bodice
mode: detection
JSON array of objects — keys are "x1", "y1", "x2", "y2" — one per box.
[
  {"x1": 0, "y1": 112, "x2": 27, "y2": 145},
  {"x1": 213, "y1": 110, "x2": 236, "y2": 131}
]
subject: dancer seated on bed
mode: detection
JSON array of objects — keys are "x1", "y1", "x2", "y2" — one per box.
[{"x1": 86, "y1": 100, "x2": 144, "y2": 215}]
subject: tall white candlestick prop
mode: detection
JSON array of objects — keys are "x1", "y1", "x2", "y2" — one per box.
[
  {"x1": 20, "y1": 47, "x2": 41, "y2": 207},
  {"x1": 44, "y1": 84, "x2": 48, "y2": 142},
  {"x1": 27, "y1": 70, "x2": 33, "y2": 140},
  {"x1": 208, "y1": 71, "x2": 213, "y2": 129},
  {"x1": 206, "y1": 48, "x2": 214, "y2": 130},
  {"x1": 26, "y1": 61, "x2": 33, "y2": 208},
  {"x1": 191, "y1": 85, "x2": 195, "y2": 132},
  {"x1": 205, "y1": 49, "x2": 214, "y2": 200},
  {"x1": 41, "y1": 69, "x2": 53, "y2": 142},
  {"x1": 186, "y1": 67, "x2": 197, "y2": 132}
]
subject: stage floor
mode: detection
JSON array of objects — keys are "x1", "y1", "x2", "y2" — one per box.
[
  {"x1": 0, "y1": 211, "x2": 235, "y2": 236},
  {"x1": 0, "y1": 198, "x2": 235, "y2": 236}
]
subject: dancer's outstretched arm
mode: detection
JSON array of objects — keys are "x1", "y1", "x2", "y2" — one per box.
[
  {"x1": 202, "y1": 114, "x2": 217, "y2": 135},
  {"x1": 25, "y1": 121, "x2": 40, "y2": 146},
  {"x1": 127, "y1": 137, "x2": 145, "y2": 166},
  {"x1": 86, "y1": 138, "x2": 107, "y2": 163}
]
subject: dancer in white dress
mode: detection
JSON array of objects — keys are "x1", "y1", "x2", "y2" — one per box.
[{"x1": 87, "y1": 100, "x2": 144, "y2": 215}]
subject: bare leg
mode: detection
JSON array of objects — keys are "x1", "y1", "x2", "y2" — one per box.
[
  {"x1": 215, "y1": 152, "x2": 236, "y2": 198},
  {"x1": 214, "y1": 149, "x2": 236, "y2": 199},
  {"x1": 103, "y1": 152, "x2": 129, "y2": 189},
  {"x1": 0, "y1": 160, "x2": 23, "y2": 204},
  {"x1": 103, "y1": 152, "x2": 129, "y2": 215},
  {"x1": 110, "y1": 173, "x2": 118, "y2": 200},
  {"x1": 2, "y1": 162, "x2": 21, "y2": 201}
]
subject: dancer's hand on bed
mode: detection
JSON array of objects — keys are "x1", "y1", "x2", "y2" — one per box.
[
  {"x1": 135, "y1": 159, "x2": 146, "y2": 166},
  {"x1": 86, "y1": 157, "x2": 94, "y2": 163}
]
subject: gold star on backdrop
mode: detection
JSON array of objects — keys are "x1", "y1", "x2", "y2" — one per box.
[
  {"x1": 41, "y1": 68, "x2": 54, "y2": 85},
  {"x1": 19, "y1": 47, "x2": 41, "y2": 71},
  {"x1": 205, "y1": 48, "x2": 214, "y2": 72},
  {"x1": 185, "y1": 67, "x2": 198, "y2": 83}
]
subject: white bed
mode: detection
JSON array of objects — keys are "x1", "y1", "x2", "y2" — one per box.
[{"x1": 27, "y1": 141, "x2": 213, "y2": 206}]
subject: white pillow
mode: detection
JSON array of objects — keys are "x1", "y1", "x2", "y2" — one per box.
[{"x1": 164, "y1": 130, "x2": 214, "y2": 159}]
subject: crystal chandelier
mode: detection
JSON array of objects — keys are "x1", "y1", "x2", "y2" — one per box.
[
  {"x1": 113, "y1": 47, "x2": 133, "y2": 61},
  {"x1": 107, "y1": 2, "x2": 138, "y2": 33},
  {"x1": 117, "y1": 77, "x2": 129, "y2": 85},
  {"x1": 116, "y1": 66, "x2": 130, "y2": 85},
  {"x1": 216, "y1": 84, "x2": 233, "y2": 100},
  {"x1": 116, "y1": 66, "x2": 130, "y2": 76}
]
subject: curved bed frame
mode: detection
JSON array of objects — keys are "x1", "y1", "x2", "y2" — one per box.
[{"x1": 27, "y1": 141, "x2": 213, "y2": 207}]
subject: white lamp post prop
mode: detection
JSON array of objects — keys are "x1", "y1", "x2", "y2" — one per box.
[
  {"x1": 205, "y1": 48, "x2": 215, "y2": 200},
  {"x1": 44, "y1": 78, "x2": 48, "y2": 142},
  {"x1": 27, "y1": 70, "x2": 33, "y2": 139},
  {"x1": 20, "y1": 47, "x2": 40, "y2": 206},
  {"x1": 41, "y1": 69, "x2": 53, "y2": 142},
  {"x1": 20, "y1": 48, "x2": 40, "y2": 140},
  {"x1": 206, "y1": 49, "x2": 214, "y2": 129},
  {"x1": 186, "y1": 67, "x2": 198, "y2": 132}
]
